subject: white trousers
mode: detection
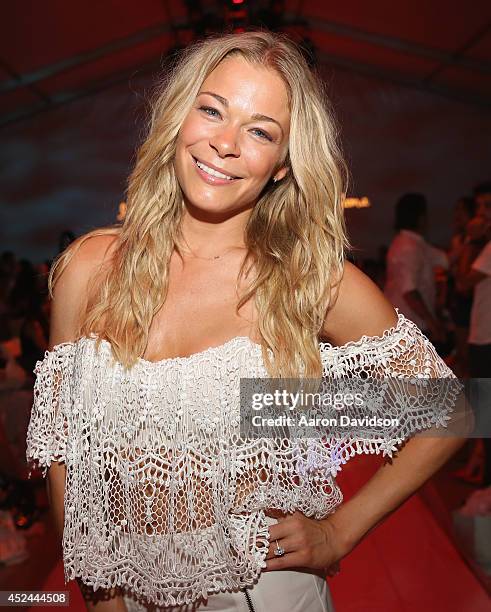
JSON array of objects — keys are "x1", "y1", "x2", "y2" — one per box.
[
  {"x1": 123, "y1": 516, "x2": 335, "y2": 612},
  {"x1": 194, "y1": 568, "x2": 335, "y2": 612}
]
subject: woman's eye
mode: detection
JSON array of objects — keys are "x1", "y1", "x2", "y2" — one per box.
[
  {"x1": 251, "y1": 128, "x2": 273, "y2": 141},
  {"x1": 198, "y1": 106, "x2": 273, "y2": 141},
  {"x1": 199, "y1": 106, "x2": 221, "y2": 118}
]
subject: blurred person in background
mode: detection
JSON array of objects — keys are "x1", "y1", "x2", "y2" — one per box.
[
  {"x1": 455, "y1": 181, "x2": 491, "y2": 487},
  {"x1": 0, "y1": 313, "x2": 27, "y2": 391},
  {"x1": 447, "y1": 197, "x2": 477, "y2": 376},
  {"x1": 0, "y1": 251, "x2": 18, "y2": 316},
  {"x1": 7, "y1": 260, "x2": 49, "y2": 378},
  {"x1": 18, "y1": 290, "x2": 49, "y2": 378},
  {"x1": 384, "y1": 193, "x2": 449, "y2": 348}
]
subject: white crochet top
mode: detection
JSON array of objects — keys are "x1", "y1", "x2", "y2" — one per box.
[{"x1": 25, "y1": 310, "x2": 458, "y2": 609}]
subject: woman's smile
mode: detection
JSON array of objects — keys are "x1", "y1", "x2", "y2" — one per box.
[{"x1": 191, "y1": 154, "x2": 243, "y2": 186}]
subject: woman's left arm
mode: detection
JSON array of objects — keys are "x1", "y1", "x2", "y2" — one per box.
[
  {"x1": 323, "y1": 259, "x2": 467, "y2": 547},
  {"x1": 265, "y1": 261, "x2": 468, "y2": 571}
]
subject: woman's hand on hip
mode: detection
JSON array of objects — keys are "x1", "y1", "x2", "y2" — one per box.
[{"x1": 263, "y1": 509, "x2": 345, "y2": 575}]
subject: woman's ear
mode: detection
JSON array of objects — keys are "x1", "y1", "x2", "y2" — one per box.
[{"x1": 273, "y1": 166, "x2": 289, "y2": 182}]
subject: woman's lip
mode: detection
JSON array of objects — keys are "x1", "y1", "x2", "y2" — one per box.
[{"x1": 192, "y1": 156, "x2": 241, "y2": 185}]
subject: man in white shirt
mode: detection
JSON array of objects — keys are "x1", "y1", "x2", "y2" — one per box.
[
  {"x1": 467, "y1": 241, "x2": 491, "y2": 348},
  {"x1": 384, "y1": 193, "x2": 447, "y2": 343}
]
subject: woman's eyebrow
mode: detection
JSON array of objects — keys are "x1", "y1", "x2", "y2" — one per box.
[{"x1": 197, "y1": 90, "x2": 283, "y2": 136}]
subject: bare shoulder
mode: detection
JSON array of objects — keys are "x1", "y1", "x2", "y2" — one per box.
[
  {"x1": 322, "y1": 260, "x2": 398, "y2": 346},
  {"x1": 53, "y1": 231, "x2": 119, "y2": 293},
  {"x1": 49, "y1": 231, "x2": 119, "y2": 347},
  {"x1": 73, "y1": 232, "x2": 118, "y2": 260}
]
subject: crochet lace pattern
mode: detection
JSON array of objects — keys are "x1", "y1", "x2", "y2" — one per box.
[{"x1": 25, "y1": 309, "x2": 458, "y2": 609}]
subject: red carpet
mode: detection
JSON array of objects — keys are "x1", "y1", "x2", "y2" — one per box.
[{"x1": 330, "y1": 454, "x2": 490, "y2": 611}]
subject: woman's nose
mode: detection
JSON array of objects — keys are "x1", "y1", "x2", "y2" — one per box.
[{"x1": 209, "y1": 126, "x2": 240, "y2": 158}]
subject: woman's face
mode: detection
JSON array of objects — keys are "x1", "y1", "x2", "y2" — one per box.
[{"x1": 174, "y1": 55, "x2": 290, "y2": 216}]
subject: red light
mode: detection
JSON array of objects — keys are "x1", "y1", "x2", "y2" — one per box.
[
  {"x1": 233, "y1": 27, "x2": 245, "y2": 33},
  {"x1": 232, "y1": 0, "x2": 244, "y2": 4}
]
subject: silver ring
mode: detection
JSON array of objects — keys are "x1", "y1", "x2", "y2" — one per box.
[{"x1": 274, "y1": 539, "x2": 285, "y2": 557}]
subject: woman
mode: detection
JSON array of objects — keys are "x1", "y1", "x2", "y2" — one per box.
[{"x1": 26, "y1": 30, "x2": 465, "y2": 611}]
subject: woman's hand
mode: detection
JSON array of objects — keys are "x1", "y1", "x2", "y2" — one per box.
[{"x1": 263, "y1": 509, "x2": 346, "y2": 575}]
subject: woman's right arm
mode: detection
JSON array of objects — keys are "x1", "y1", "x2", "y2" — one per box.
[
  {"x1": 45, "y1": 235, "x2": 127, "y2": 611},
  {"x1": 46, "y1": 240, "x2": 90, "y2": 541}
]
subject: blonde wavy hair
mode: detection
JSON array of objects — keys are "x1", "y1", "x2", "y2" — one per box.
[{"x1": 50, "y1": 29, "x2": 350, "y2": 378}]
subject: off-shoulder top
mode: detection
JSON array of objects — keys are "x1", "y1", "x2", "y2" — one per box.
[{"x1": 25, "y1": 310, "x2": 458, "y2": 609}]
